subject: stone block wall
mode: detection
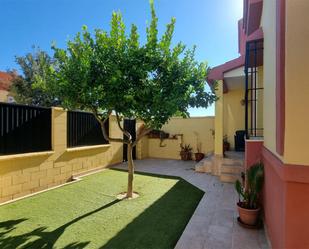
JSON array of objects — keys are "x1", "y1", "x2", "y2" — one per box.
[{"x1": 0, "y1": 108, "x2": 123, "y2": 203}]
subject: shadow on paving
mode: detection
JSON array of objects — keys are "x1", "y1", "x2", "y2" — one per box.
[{"x1": 0, "y1": 200, "x2": 120, "y2": 249}]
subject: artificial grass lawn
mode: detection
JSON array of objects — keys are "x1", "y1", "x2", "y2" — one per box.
[{"x1": 0, "y1": 169, "x2": 204, "y2": 249}]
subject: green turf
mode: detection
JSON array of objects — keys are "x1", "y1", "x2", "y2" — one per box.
[{"x1": 0, "y1": 169, "x2": 204, "y2": 249}]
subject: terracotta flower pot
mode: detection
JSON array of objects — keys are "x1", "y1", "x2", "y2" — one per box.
[
  {"x1": 237, "y1": 203, "x2": 260, "y2": 226},
  {"x1": 194, "y1": 152, "x2": 204, "y2": 162},
  {"x1": 180, "y1": 152, "x2": 192, "y2": 161},
  {"x1": 223, "y1": 142, "x2": 230, "y2": 152}
]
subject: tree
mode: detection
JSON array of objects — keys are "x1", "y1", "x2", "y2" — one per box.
[
  {"x1": 10, "y1": 48, "x2": 58, "y2": 106},
  {"x1": 46, "y1": 1, "x2": 216, "y2": 198}
]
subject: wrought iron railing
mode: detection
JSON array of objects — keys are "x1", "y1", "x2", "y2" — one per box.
[{"x1": 245, "y1": 39, "x2": 264, "y2": 139}]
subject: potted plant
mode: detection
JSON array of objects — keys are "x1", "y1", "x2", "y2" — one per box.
[
  {"x1": 194, "y1": 147, "x2": 204, "y2": 162},
  {"x1": 180, "y1": 144, "x2": 192, "y2": 161},
  {"x1": 223, "y1": 135, "x2": 230, "y2": 154},
  {"x1": 235, "y1": 162, "x2": 264, "y2": 226},
  {"x1": 193, "y1": 131, "x2": 204, "y2": 162}
]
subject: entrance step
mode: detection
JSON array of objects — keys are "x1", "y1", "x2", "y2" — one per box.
[
  {"x1": 194, "y1": 151, "x2": 245, "y2": 183},
  {"x1": 221, "y1": 158, "x2": 244, "y2": 167},
  {"x1": 224, "y1": 151, "x2": 245, "y2": 160},
  {"x1": 220, "y1": 172, "x2": 241, "y2": 183},
  {"x1": 195, "y1": 157, "x2": 212, "y2": 173},
  {"x1": 221, "y1": 164, "x2": 243, "y2": 174},
  {"x1": 220, "y1": 155, "x2": 244, "y2": 183}
]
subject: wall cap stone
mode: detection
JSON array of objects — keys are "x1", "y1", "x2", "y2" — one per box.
[
  {"x1": 0, "y1": 151, "x2": 54, "y2": 161},
  {"x1": 66, "y1": 144, "x2": 111, "y2": 152}
]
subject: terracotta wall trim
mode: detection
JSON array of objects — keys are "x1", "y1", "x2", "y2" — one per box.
[
  {"x1": 275, "y1": 0, "x2": 285, "y2": 155},
  {"x1": 262, "y1": 147, "x2": 309, "y2": 184}
]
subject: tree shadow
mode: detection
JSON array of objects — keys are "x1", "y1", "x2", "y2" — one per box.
[
  {"x1": 100, "y1": 180, "x2": 204, "y2": 249},
  {"x1": 0, "y1": 199, "x2": 120, "y2": 249}
]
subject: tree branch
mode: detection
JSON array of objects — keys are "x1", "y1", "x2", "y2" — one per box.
[
  {"x1": 133, "y1": 124, "x2": 152, "y2": 147},
  {"x1": 91, "y1": 108, "x2": 129, "y2": 144},
  {"x1": 116, "y1": 112, "x2": 132, "y2": 142}
]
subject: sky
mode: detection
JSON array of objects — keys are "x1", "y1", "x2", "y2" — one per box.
[{"x1": 0, "y1": 0, "x2": 243, "y2": 116}]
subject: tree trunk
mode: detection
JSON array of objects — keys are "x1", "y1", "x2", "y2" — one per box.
[
  {"x1": 95, "y1": 114, "x2": 151, "y2": 199},
  {"x1": 126, "y1": 143, "x2": 134, "y2": 198}
]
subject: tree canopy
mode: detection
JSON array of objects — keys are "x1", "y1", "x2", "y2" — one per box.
[
  {"x1": 46, "y1": 2, "x2": 216, "y2": 130},
  {"x1": 10, "y1": 48, "x2": 58, "y2": 106},
  {"x1": 29, "y1": 1, "x2": 217, "y2": 197}
]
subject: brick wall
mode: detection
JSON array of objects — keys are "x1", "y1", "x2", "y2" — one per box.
[{"x1": 0, "y1": 108, "x2": 123, "y2": 203}]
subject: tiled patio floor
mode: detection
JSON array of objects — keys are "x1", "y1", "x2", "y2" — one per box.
[{"x1": 113, "y1": 159, "x2": 269, "y2": 249}]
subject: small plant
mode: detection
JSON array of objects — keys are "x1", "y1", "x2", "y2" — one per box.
[
  {"x1": 223, "y1": 134, "x2": 230, "y2": 154},
  {"x1": 235, "y1": 162, "x2": 264, "y2": 209},
  {"x1": 180, "y1": 144, "x2": 193, "y2": 161},
  {"x1": 180, "y1": 144, "x2": 193, "y2": 153},
  {"x1": 193, "y1": 131, "x2": 204, "y2": 162},
  {"x1": 193, "y1": 131, "x2": 201, "y2": 153},
  {"x1": 210, "y1": 129, "x2": 215, "y2": 138}
]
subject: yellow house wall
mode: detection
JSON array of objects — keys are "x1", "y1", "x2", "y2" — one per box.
[
  {"x1": 138, "y1": 116, "x2": 215, "y2": 160},
  {"x1": 137, "y1": 136, "x2": 149, "y2": 159},
  {"x1": 136, "y1": 121, "x2": 149, "y2": 159},
  {"x1": 284, "y1": 0, "x2": 309, "y2": 165},
  {"x1": 223, "y1": 88, "x2": 245, "y2": 149},
  {"x1": 147, "y1": 137, "x2": 182, "y2": 159},
  {"x1": 215, "y1": 80, "x2": 224, "y2": 155},
  {"x1": 0, "y1": 90, "x2": 8, "y2": 102},
  {"x1": 261, "y1": 0, "x2": 278, "y2": 156},
  {"x1": 0, "y1": 108, "x2": 123, "y2": 203},
  {"x1": 161, "y1": 116, "x2": 214, "y2": 154}
]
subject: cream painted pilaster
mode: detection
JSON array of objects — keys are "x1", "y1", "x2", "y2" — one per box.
[{"x1": 214, "y1": 80, "x2": 223, "y2": 156}]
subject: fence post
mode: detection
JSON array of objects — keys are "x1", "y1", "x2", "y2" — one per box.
[{"x1": 52, "y1": 107, "x2": 67, "y2": 153}]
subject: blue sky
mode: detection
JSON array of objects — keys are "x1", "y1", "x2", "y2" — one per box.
[{"x1": 0, "y1": 0, "x2": 243, "y2": 116}]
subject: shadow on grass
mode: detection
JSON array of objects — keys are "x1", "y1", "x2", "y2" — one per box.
[
  {"x1": 0, "y1": 199, "x2": 120, "y2": 249},
  {"x1": 0, "y1": 172, "x2": 203, "y2": 249},
  {"x1": 110, "y1": 167, "x2": 181, "y2": 180},
  {"x1": 100, "y1": 180, "x2": 204, "y2": 249}
]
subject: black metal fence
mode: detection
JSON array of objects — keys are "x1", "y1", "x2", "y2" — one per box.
[
  {"x1": 0, "y1": 103, "x2": 52, "y2": 155},
  {"x1": 67, "y1": 111, "x2": 109, "y2": 148}
]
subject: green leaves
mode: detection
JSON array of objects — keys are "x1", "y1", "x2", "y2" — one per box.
[
  {"x1": 146, "y1": 0, "x2": 158, "y2": 51},
  {"x1": 11, "y1": 48, "x2": 59, "y2": 106},
  {"x1": 42, "y1": 1, "x2": 216, "y2": 129},
  {"x1": 235, "y1": 180, "x2": 243, "y2": 197},
  {"x1": 235, "y1": 162, "x2": 264, "y2": 209}
]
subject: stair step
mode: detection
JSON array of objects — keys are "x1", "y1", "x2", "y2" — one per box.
[
  {"x1": 195, "y1": 156, "x2": 213, "y2": 173},
  {"x1": 224, "y1": 151, "x2": 245, "y2": 160},
  {"x1": 220, "y1": 173, "x2": 241, "y2": 183},
  {"x1": 195, "y1": 160, "x2": 212, "y2": 173},
  {"x1": 221, "y1": 165, "x2": 243, "y2": 174},
  {"x1": 222, "y1": 158, "x2": 244, "y2": 166}
]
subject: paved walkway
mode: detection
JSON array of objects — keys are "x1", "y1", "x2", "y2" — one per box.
[{"x1": 113, "y1": 159, "x2": 269, "y2": 249}]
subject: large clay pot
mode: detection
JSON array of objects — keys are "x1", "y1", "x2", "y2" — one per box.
[
  {"x1": 194, "y1": 152, "x2": 204, "y2": 162},
  {"x1": 237, "y1": 202, "x2": 260, "y2": 225},
  {"x1": 223, "y1": 142, "x2": 230, "y2": 152}
]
